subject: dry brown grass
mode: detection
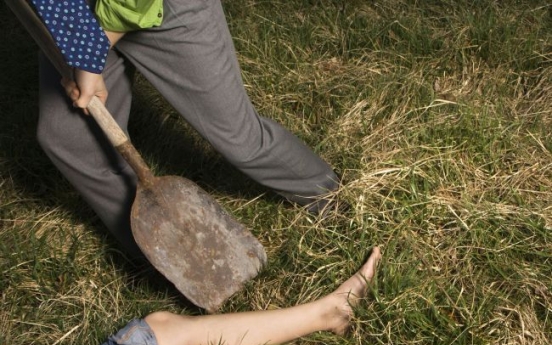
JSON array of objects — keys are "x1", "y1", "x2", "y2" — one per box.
[{"x1": 1, "y1": 0, "x2": 551, "y2": 344}]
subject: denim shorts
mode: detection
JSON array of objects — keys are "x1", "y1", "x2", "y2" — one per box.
[{"x1": 101, "y1": 319, "x2": 158, "y2": 345}]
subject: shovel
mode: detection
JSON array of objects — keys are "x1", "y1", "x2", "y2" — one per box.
[{"x1": 6, "y1": 0, "x2": 267, "y2": 313}]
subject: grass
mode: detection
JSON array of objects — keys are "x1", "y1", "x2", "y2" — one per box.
[{"x1": 1, "y1": 0, "x2": 551, "y2": 344}]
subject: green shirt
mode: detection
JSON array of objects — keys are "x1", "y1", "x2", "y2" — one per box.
[{"x1": 95, "y1": 0, "x2": 164, "y2": 32}]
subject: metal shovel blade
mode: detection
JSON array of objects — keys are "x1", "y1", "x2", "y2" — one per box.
[{"x1": 131, "y1": 175, "x2": 267, "y2": 312}]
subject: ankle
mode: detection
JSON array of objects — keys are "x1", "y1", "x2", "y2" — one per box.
[{"x1": 319, "y1": 294, "x2": 352, "y2": 335}]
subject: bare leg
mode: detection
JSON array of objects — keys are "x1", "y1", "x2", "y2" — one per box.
[{"x1": 145, "y1": 247, "x2": 381, "y2": 345}]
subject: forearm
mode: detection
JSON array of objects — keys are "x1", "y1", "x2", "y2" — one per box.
[
  {"x1": 29, "y1": 0, "x2": 109, "y2": 74},
  {"x1": 30, "y1": 0, "x2": 162, "y2": 68}
]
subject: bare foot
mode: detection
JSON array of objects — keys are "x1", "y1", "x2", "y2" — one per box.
[{"x1": 325, "y1": 247, "x2": 381, "y2": 334}]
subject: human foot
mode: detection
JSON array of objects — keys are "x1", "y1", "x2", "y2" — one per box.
[{"x1": 325, "y1": 247, "x2": 381, "y2": 334}]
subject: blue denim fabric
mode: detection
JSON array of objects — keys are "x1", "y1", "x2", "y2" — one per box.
[{"x1": 101, "y1": 319, "x2": 157, "y2": 345}]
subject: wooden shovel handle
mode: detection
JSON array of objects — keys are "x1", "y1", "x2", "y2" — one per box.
[{"x1": 6, "y1": 0, "x2": 154, "y2": 184}]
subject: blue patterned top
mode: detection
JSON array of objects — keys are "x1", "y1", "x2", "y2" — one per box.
[{"x1": 30, "y1": 0, "x2": 110, "y2": 74}]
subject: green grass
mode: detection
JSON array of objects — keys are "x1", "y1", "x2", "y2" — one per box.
[{"x1": 1, "y1": 0, "x2": 551, "y2": 344}]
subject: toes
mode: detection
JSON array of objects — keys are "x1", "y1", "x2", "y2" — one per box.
[{"x1": 360, "y1": 247, "x2": 381, "y2": 279}]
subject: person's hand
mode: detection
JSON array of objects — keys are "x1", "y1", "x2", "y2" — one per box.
[
  {"x1": 61, "y1": 69, "x2": 108, "y2": 115},
  {"x1": 59, "y1": 30, "x2": 124, "y2": 115}
]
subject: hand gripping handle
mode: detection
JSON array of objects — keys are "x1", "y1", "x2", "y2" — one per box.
[
  {"x1": 5, "y1": 0, "x2": 129, "y2": 147},
  {"x1": 5, "y1": 0, "x2": 154, "y2": 183}
]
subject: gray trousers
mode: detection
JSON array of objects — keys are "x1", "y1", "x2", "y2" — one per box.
[{"x1": 37, "y1": 0, "x2": 338, "y2": 254}]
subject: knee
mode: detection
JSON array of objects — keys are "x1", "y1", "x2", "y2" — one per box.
[
  {"x1": 144, "y1": 311, "x2": 195, "y2": 345},
  {"x1": 36, "y1": 116, "x2": 66, "y2": 156},
  {"x1": 144, "y1": 311, "x2": 175, "y2": 324},
  {"x1": 36, "y1": 120, "x2": 53, "y2": 153},
  {"x1": 36, "y1": 113, "x2": 97, "y2": 160}
]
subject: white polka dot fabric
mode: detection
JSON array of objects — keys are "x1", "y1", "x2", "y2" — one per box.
[{"x1": 31, "y1": 0, "x2": 110, "y2": 74}]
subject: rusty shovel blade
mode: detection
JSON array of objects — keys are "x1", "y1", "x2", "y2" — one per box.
[{"x1": 131, "y1": 175, "x2": 267, "y2": 312}]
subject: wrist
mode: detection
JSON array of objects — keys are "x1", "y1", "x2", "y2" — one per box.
[{"x1": 104, "y1": 30, "x2": 125, "y2": 48}]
